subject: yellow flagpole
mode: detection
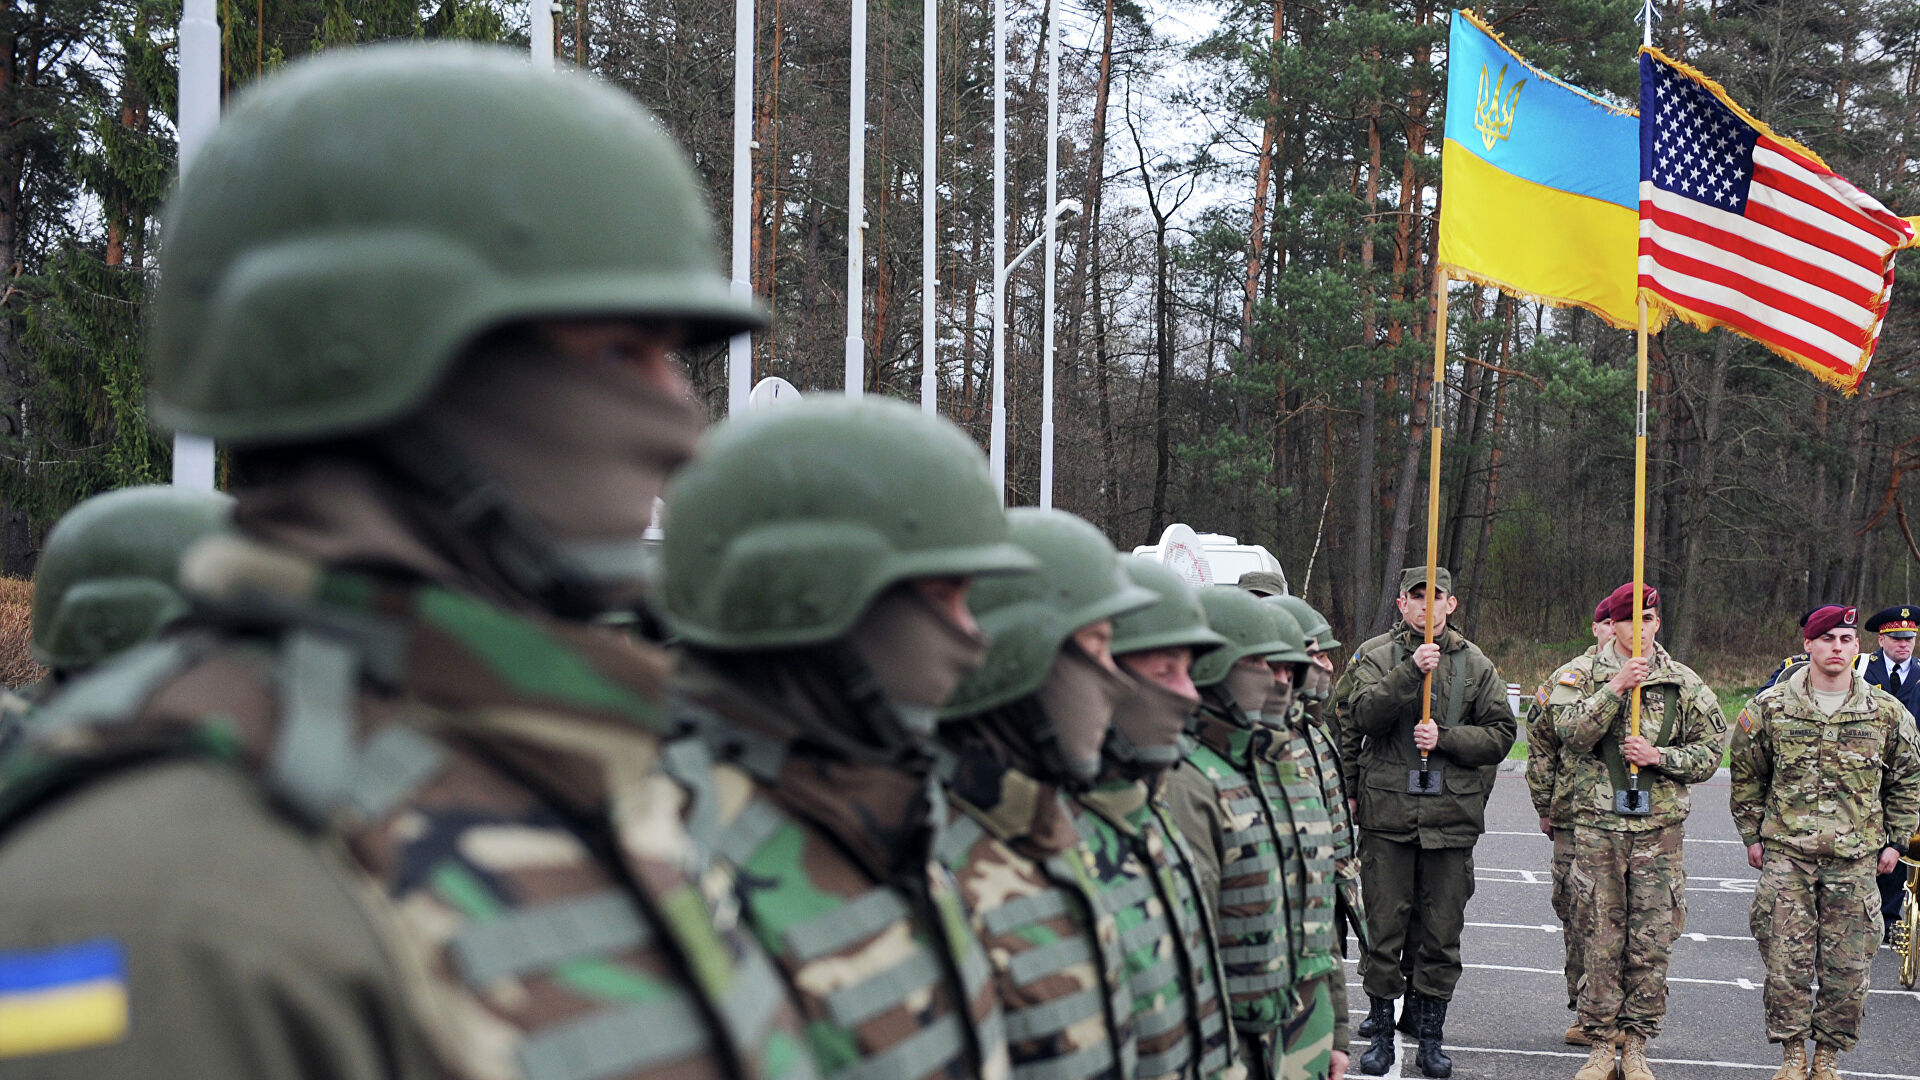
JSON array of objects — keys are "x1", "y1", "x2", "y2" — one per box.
[
  {"x1": 1419, "y1": 268, "x2": 1447, "y2": 774},
  {"x1": 1629, "y1": 295, "x2": 1648, "y2": 788}
]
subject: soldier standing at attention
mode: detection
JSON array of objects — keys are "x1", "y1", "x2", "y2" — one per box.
[
  {"x1": 1524, "y1": 597, "x2": 1614, "y2": 1047},
  {"x1": 1730, "y1": 605, "x2": 1920, "y2": 1080},
  {"x1": 933, "y1": 510, "x2": 1155, "y2": 1080},
  {"x1": 0, "y1": 486, "x2": 233, "y2": 747},
  {"x1": 1549, "y1": 584, "x2": 1724, "y2": 1080},
  {"x1": 1860, "y1": 606, "x2": 1920, "y2": 941},
  {"x1": 0, "y1": 46, "x2": 819, "y2": 1080},
  {"x1": 1101, "y1": 557, "x2": 1244, "y2": 1078},
  {"x1": 1161, "y1": 588, "x2": 1300, "y2": 1077},
  {"x1": 659, "y1": 398, "x2": 1023, "y2": 1080},
  {"x1": 1347, "y1": 567, "x2": 1516, "y2": 1078},
  {"x1": 1257, "y1": 600, "x2": 1351, "y2": 1080}
]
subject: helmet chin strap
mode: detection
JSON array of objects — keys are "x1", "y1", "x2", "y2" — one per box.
[{"x1": 375, "y1": 425, "x2": 609, "y2": 619}]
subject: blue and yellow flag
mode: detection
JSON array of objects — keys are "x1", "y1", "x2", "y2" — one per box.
[
  {"x1": 0, "y1": 940, "x2": 131, "y2": 1059},
  {"x1": 1439, "y1": 10, "x2": 1645, "y2": 329}
]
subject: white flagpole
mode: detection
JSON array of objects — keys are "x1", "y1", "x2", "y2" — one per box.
[
  {"x1": 172, "y1": 0, "x2": 220, "y2": 490},
  {"x1": 989, "y1": 0, "x2": 1007, "y2": 500},
  {"x1": 530, "y1": 0, "x2": 554, "y2": 67},
  {"x1": 845, "y1": 0, "x2": 867, "y2": 396},
  {"x1": 1039, "y1": 0, "x2": 1059, "y2": 508},
  {"x1": 728, "y1": 0, "x2": 754, "y2": 415},
  {"x1": 920, "y1": 0, "x2": 937, "y2": 413}
]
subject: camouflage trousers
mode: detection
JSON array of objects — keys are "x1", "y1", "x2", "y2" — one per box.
[
  {"x1": 1572, "y1": 824, "x2": 1684, "y2": 1040},
  {"x1": 1550, "y1": 826, "x2": 1583, "y2": 1011},
  {"x1": 1277, "y1": 975, "x2": 1335, "y2": 1080},
  {"x1": 1750, "y1": 848, "x2": 1879, "y2": 1051}
]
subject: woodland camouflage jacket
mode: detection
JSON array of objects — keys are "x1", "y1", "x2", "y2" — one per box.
[
  {"x1": 1729, "y1": 668, "x2": 1920, "y2": 860},
  {"x1": 1546, "y1": 641, "x2": 1725, "y2": 832},
  {"x1": 0, "y1": 537, "x2": 816, "y2": 1080}
]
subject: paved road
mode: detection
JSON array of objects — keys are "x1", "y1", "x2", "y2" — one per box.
[{"x1": 1338, "y1": 764, "x2": 1919, "y2": 1079}]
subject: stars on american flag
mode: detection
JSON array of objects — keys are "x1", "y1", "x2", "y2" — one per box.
[{"x1": 1645, "y1": 61, "x2": 1757, "y2": 212}]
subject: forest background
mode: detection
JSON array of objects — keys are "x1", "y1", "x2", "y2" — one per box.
[{"x1": 5, "y1": 0, "x2": 1920, "y2": 693}]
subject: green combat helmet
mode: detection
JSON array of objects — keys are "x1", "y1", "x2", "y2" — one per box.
[
  {"x1": 147, "y1": 44, "x2": 764, "y2": 617},
  {"x1": 1259, "y1": 598, "x2": 1312, "y2": 666},
  {"x1": 1110, "y1": 558, "x2": 1229, "y2": 659},
  {"x1": 658, "y1": 396, "x2": 1034, "y2": 651},
  {"x1": 1273, "y1": 593, "x2": 1340, "y2": 652},
  {"x1": 31, "y1": 486, "x2": 234, "y2": 673},
  {"x1": 944, "y1": 509, "x2": 1156, "y2": 718},
  {"x1": 151, "y1": 44, "x2": 762, "y2": 444},
  {"x1": 1190, "y1": 586, "x2": 1295, "y2": 688}
]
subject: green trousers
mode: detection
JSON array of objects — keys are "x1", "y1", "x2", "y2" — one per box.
[{"x1": 1358, "y1": 834, "x2": 1474, "y2": 1001}]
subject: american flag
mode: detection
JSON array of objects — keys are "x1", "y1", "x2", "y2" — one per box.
[{"x1": 1638, "y1": 50, "x2": 1915, "y2": 392}]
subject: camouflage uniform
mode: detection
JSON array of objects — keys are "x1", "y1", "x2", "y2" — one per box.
[
  {"x1": 670, "y1": 662, "x2": 1009, "y2": 1080},
  {"x1": 1523, "y1": 648, "x2": 1596, "y2": 1010},
  {"x1": 1729, "y1": 668, "x2": 1920, "y2": 1051},
  {"x1": 1293, "y1": 710, "x2": 1358, "y2": 1054},
  {"x1": 1546, "y1": 641, "x2": 1724, "y2": 1041},
  {"x1": 1265, "y1": 707, "x2": 1343, "y2": 1080},
  {"x1": 1164, "y1": 699, "x2": 1295, "y2": 1077},
  {"x1": 940, "y1": 748, "x2": 1135, "y2": 1080},
  {"x1": 1073, "y1": 778, "x2": 1240, "y2": 1080},
  {"x1": 0, "y1": 542, "x2": 814, "y2": 1080}
]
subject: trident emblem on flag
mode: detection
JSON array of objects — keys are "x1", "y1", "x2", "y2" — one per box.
[{"x1": 1475, "y1": 63, "x2": 1525, "y2": 151}]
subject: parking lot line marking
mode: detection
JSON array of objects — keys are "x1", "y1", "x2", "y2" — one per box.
[
  {"x1": 1340, "y1": 1042, "x2": 1920, "y2": 1078},
  {"x1": 1454, "y1": 961, "x2": 1920, "y2": 1001},
  {"x1": 1481, "y1": 830, "x2": 1747, "y2": 846},
  {"x1": 1472, "y1": 867, "x2": 1759, "y2": 892}
]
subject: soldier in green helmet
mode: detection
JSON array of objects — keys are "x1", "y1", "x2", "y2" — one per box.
[
  {"x1": 1090, "y1": 556, "x2": 1241, "y2": 1079},
  {"x1": 0, "y1": 485, "x2": 233, "y2": 745},
  {"x1": 0, "y1": 45, "x2": 817, "y2": 1080},
  {"x1": 1161, "y1": 586, "x2": 1301, "y2": 1078},
  {"x1": 1267, "y1": 594, "x2": 1339, "y2": 731},
  {"x1": 932, "y1": 509, "x2": 1150, "y2": 1080},
  {"x1": 1255, "y1": 597, "x2": 1355, "y2": 1080},
  {"x1": 657, "y1": 396, "x2": 1022, "y2": 1080}
]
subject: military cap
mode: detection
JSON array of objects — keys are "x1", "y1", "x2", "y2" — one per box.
[
  {"x1": 1592, "y1": 598, "x2": 1612, "y2": 623},
  {"x1": 1865, "y1": 605, "x2": 1917, "y2": 638},
  {"x1": 1237, "y1": 570, "x2": 1288, "y2": 597},
  {"x1": 1801, "y1": 604, "x2": 1858, "y2": 640},
  {"x1": 1599, "y1": 582, "x2": 1659, "y2": 623},
  {"x1": 1398, "y1": 565, "x2": 1452, "y2": 595}
]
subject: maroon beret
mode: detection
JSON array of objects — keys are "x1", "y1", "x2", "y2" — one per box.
[
  {"x1": 1801, "y1": 604, "x2": 1858, "y2": 641},
  {"x1": 1593, "y1": 598, "x2": 1612, "y2": 623},
  {"x1": 1601, "y1": 582, "x2": 1660, "y2": 623}
]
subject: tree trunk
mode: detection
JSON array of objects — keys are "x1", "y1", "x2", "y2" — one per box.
[
  {"x1": 1240, "y1": 0, "x2": 1284, "y2": 358},
  {"x1": 1674, "y1": 334, "x2": 1732, "y2": 660}
]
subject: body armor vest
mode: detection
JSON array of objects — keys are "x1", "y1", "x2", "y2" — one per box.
[
  {"x1": 1254, "y1": 718, "x2": 1339, "y2": 979},
  {"x1": 1184, "y1": 704, "x2": 1294, "y2": 1035},
  {"x1": 938, "y1": 761, "x2": 1134, "y2": 1080},
  {"x1": 1075, "y1": 779, "x2": 1239, "y2": 1080},
  {"x1": 0, "y1": 548, "x2": 814, "y2": 1080},
  {"x1": 670, "y1": 691, "x2": 1008, "y2": 1080}
]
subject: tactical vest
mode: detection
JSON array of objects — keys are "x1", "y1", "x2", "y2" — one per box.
[
  {"x1": 1302, "y1": 721, "x2": 1353, "y2": 865},
  {"x1": 1184, "y1": 705, "x2": 1293, "y2": 1036},
  {"x1": 938, "y1": 774, "x2": 1134, "y2": 1080},
  {"x1": 669, "y1": 711, "x2": 1009, "y2": 1080},
  {"x1": 0, "y1": 554, "x2": 813, "y2": 1080},
  {"x1": 1253, "y1": 721, "x2": 1338, "y2": 980},
  {"x1": 1074, "y1": 779, "x2": 1237, "y2": 1080}
]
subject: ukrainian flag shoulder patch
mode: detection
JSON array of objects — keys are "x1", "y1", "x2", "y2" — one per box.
[{"x1": 0, "y1": 939, "x2": 130, "y2": 1058}]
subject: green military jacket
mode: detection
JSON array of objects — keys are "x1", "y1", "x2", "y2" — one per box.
[
  {"x1": 1329, "y1": 631, "x2": 1392, "y2": 795},
  {"x1": 940, "y1": 748, "x2": 1134, "y2": 1080},
  {"x1": 1525, "y1": 644, "x2": 1602, "y2": 825},
  {"x1": 1074, "y1": 779, "x2": 1239, "y2": 1080},
  {"x1": 670, "y1": 663, "x2": 1010, "y2": 1080},
  {"x1": 1729, "y1": 668, "x2": 1920, "y2": 860},
  {"x1": 0, "y1": 537, "x2": 815, "y2": 1080},
  {"x1": 1545, "y1": 641, "x2": 1725, "y2": 831},
  {"x1": 1345, "y1": 623, "x2": 1517, "y2": 847}
]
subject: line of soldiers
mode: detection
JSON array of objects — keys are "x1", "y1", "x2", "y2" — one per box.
[
  {"x1": 1527, "y1": 591, "x2": 1920, "y2": 1080},
  {"x1": 0, "y1": 45, "x2": 1473, "y2": 1080}
]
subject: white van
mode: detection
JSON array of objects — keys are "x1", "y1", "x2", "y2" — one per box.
[{"x1": 1131, "y1": 529, "x2": 1288, "y2": 593}]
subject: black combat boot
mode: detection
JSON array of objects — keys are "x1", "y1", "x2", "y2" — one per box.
[
  {"x1": 1359, "y1": 993, "x2": 1408, "y2": 1038},
  {"x1": 1413, "y1": 992, "x2": 1454, "y2": 1078},
  {"x1": 1358, "y1": 995, "x2": 1397, "y2": 1075},
  {"x1": 1397, "y1": 992, "x2": 1422, "y2": 1035}
]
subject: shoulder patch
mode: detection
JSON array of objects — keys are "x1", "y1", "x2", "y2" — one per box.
[
  {"x1": 1535, "y1": 686, "x2": 1549, "y2": 706},
  {"x1": 1736, "y1": 708, "x2": 1753, "y2": 733},
  {"x1": 1558, "y1": 670, "x2": 1581, "y2": 686},
  {"x1": 0, "y1": 939, "x2": 130, "y2": 1058}
]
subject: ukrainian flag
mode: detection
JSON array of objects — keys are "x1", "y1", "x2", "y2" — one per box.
[
  {"x1": 0, "y1": 940, "x2": 130, "y2": 1058},
  {"x1": 1439, "y1": 10, "x2": 1645, "y2": 329}
]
